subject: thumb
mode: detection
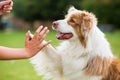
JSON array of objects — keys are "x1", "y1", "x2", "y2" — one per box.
[{"x1": 25, "y1": 30, "x2": 31, "y2": 43}]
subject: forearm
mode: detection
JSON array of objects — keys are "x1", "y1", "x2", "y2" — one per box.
[
  {"x1": 0, "y1": 26, "x2": 50, "y2": 60},
  {"x1": 0, "y1": 46, "x2": 29, "y2": 60}
]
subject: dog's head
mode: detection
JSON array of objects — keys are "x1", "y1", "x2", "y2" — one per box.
[{"x1": 52, "y1": 7, "x2": 97, "y2": 47}]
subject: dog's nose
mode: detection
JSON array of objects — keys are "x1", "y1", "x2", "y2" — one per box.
[{"x1": 52, "y1": 21, "x2": 58, "y2": 29}]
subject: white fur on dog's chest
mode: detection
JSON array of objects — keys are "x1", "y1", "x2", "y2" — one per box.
[
  {"x1": 61, "y1": 56, "x2": 88, "y2": 80},
  {"x1": 61, "y1": 53, "x2": 101, "y2": 80},
  {"x1": 56, "y1": 41, "x2": 102, "y2": 80},
  {"x1": 55, "y1": 43, "x2": 92, "y2": 79}
]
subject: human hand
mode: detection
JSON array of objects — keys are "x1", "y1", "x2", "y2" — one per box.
[
  {"x1": 25, "y1": 26, "x2": 51, "y2": 58},
  {"x1": 0, "y1": 0, "x2": 13, "y2": 15}
]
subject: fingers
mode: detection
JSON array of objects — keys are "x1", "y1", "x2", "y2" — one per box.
[
  {"x1": 39, "y1": 27, "x2": 48, "y2": 36},
  {"x1": 3, "y1": 5, "x2": 12, "y2": 10},
  {"x1": 2, "y1": 8, "x2": 12, "y2": 13},
  {"x1": 42, "y1": 28, "x2": 49, "y2": 39},
  {"x1": 32, "y1": 26, "x2": 51, "y2": 50},
  {"x1": 39, "y1": 40, "x2": 51, "y2": 50},
  {"x1": 45, "y1": 40, "x2": 51, "y2": 46},
  {"x1": 35, "y1": 25, "x2": 43, "y2": 33},
  {"x1": 25, "y1": 30, "x2": 31, "y2": 43},
  {"x1": 9, "y1": 0, "x2": 13, "y2": 6},
  {"x1": 39, "y1": 27, "x2": 49, "y2": 41},
  {"x1": 2, "y1": 3, "x2": 13, "y2": 12},
  {"x1": 0, "y1": 0, "x2": 11, "y2": 8},
  {"x1": 34, "y1": 25, "x2": 49, "y2": 40},
  {"x1": 31, "y1": 25, "x2": 50, "y2": 44},
  {"x1": 35, "y1": 25, "x2": 49, "y2": 36},
  {"x1": 0, "y1": 0, "x2": 13, "y2": 15}
]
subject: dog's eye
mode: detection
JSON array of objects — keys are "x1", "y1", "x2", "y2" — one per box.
[{"x1": 69, "y1": 19, "x2": 75, "y2": 23}]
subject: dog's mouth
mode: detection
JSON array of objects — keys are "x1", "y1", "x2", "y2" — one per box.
[{"x1": 56, "y1": 32, "x2": 73, "y2": 40}]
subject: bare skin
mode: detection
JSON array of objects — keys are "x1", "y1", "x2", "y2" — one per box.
[
  {"x1": 0, "y1": 0, "x2": 13, "y2": 15},
  {"x1": 0, "y1": 0, "x2": 51, "y2": 60},
  {"x1": 0, "y1": 26, "x2": 51, "y2": 60}
]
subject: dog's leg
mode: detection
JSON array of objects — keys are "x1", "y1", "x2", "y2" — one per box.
[
  {"x1": 42, "y1": 41, "x2": 61, "y2": 60},
  {"x1": 30, "y1": 40, "x2": 63, "y2": 80}
]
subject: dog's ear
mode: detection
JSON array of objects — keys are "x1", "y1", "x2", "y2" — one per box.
[
  {"x1": 80, "y1": 11, "x2": 97, "y2": 33},
  {"x1": 81, "y1": 12, "x2": 92, "y2": 32},
  {"x1": 68, "y1": 6, "x2": 77, "y2": 13},
  {"x1": 78, "y1": 11, "x2": 96, "y2": 47}
]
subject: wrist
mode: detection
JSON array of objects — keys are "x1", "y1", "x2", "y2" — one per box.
[{"x1": 23, "y1": 48, "x2": 33, "y2": 58}]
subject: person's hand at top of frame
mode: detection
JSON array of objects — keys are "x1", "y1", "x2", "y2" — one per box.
[
  {"x1": 0, "y1": 0, "x2": 13, "y2": 15},
  {"x1": 24, "y1": 25, "x2": 51, "y2": 58}
]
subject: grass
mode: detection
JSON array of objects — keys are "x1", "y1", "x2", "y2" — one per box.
[
  {"x1": 0, "y1": 30, "x2": 59, "y2": 80},
  {"x1": 0, "y1": 30, "x2": 120, "y2": 80},
  {"x1": 105, "y1": 31, "x2": 120, "y2": 57}
]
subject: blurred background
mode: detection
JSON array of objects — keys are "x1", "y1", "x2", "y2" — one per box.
[{"x1": 0, "y1": 0, "x2": 120, "y2": 80}]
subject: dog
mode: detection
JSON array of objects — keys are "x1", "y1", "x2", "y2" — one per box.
[{"x1": 30, "y1": 7, "x2": 120, "y2": 80}]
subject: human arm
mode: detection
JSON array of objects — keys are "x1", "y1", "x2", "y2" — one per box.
[
  {"x1": 0, "y1": 46, "x2": 32, "y2": 60},
  {"x1": 0, "y1": 26, "x2": 51, "y2": 60}
]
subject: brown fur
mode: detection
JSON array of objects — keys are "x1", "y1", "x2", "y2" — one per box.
[
  {"x1": 67, "y1": 11, "x2": 97, "y2": 47},
  {"x1": 83, "y1": 56, "x2": 111, "y2": 77},
  {"x1": 103, "y1": 58, "x2": 120, "y2": 80},
  {"x1": 67, "y1": 9, "x2": 120, "y2": 79},
  {"x1": 83, "y1": 56, "x2": 120, "y2": 80}
]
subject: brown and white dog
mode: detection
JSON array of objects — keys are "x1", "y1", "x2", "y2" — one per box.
[{"x1": 30, "y1": 7, "x2": 120, "y2": 80}]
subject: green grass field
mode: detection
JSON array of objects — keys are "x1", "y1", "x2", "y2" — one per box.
[{"x1": 0, "y1": 30, "x2": 120, "y2": 80}]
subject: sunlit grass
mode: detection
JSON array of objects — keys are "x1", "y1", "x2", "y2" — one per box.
[
  {"x1": 0, "y1": 30, "x2": 59, "y2": 80},
  {"x1": 105, "y1": 31, "x2": 120, "y2": 58},
  {"x1": 0, "y1": 30, "x2": 119, "y2": 80}
]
